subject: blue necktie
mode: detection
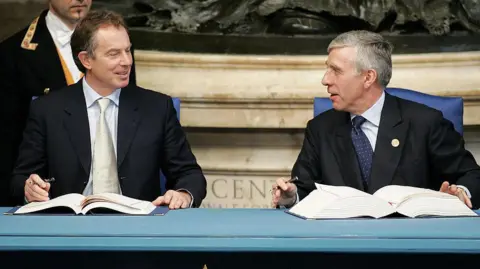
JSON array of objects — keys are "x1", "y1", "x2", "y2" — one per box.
[{"x1": 351, "y1": 116, "x2": 373, "y2": 187}]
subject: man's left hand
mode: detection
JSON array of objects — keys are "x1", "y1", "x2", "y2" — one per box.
[
  {"x1": 152, "y1": 190, "x2": 192, "y2": 209},
  {"x1": 439, "y1": 181, "x2": 472, "y2": 208}
]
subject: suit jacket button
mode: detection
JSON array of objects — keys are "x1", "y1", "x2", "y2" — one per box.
[{"x1": 44, "y1": 88, "x2": 50, "y2": 95}]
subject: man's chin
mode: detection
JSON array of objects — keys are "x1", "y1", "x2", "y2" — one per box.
[
  {"x1": 116, "y1": 79, "x2": 130, "y2": 89},
  {"x1": 331, "y1": 102, "x2": 344, "y2": 111},
  {"x1": 69, "y1": 10, "x2": 88, "y2": 20}
]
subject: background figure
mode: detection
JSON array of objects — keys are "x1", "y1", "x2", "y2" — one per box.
[{"x1": 0, "y1": 0, "x2": 137, "y2": 206}]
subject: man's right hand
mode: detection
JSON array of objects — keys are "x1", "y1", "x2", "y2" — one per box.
[
  {"x1": 24, "y1": 174, "x2": 50, "y2": 203},
  {"x1": 272, "y1": 177, "x2": 298, "y2": 208}
]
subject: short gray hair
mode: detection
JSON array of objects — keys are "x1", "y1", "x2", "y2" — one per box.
[{"x1": 327, "y1": 30, "x2": 393, "y2": 88}]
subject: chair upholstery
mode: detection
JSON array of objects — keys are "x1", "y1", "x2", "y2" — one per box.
[
  {"x1": 160, "y1": 97, "x2": 180, "y2": 195},
  {"x1": 313, "y1": 88, "x2": 464, "y2": 135}
]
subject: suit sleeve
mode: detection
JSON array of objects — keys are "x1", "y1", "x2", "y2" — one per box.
[
  {"x1": 10, "y1": 99, "x2": 48, "y2": 204},
  {"x1": 159, "y1": 97, "x2": 207, "y2": 207},
  {"x1": 0, "y1": 40, "x2": 30, "y2": 205},
  {"x1": 291, "y1": 120, "x2": 321, "y2": 201},
  {"x1": 428, "y1": 110, "x2": 480, "y2": 208}
]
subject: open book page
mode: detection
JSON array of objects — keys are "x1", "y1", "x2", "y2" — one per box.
[
  {"x1": 80, "y1": 193, "x2": 156, "y2": 215},
  {"x1": 287, "y1": 189, "x2": 339, "y2": 219},
  {"x1": 313, "y1": 184, "x2": 396, "y2": 219},
  {"x1": 14, "y1": 193, "x2": 85, "y2": 214},
  {"x1": 287, "y1": 184, "x2": 395, "y2": 219},
  {"x1": 373, "y1": 185, "x2": 477, "y2": 218},
  {"x1": 372, "y1": 185, "x2": 450, "y2": 205}
]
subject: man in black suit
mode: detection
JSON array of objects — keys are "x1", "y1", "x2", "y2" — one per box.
[
  {"x1": 0, "y1": 0, "x2": 137, "y2": 206},
  {"x1": 10, "y1": 9, "x2": 206, "y2": 209},
  {"x1": 273, "y1": 30, "x2": 480, "y2": 209}
]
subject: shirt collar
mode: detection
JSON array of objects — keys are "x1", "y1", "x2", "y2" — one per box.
[
  {"x1": 82, "y1": 78, "x2": 121, "y2": 108},
  {"x1": 45, "y1": 10, "x2": 74, "y2": 47},
  {"x1": 350, "y1": 91, "x2": 385, "y2": 127}
]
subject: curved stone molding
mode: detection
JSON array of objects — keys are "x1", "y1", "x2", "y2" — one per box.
[{"x1": 136, "y1": 50, "x2": 480, "y2": 128}]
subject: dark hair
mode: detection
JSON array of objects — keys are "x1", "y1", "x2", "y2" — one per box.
[{"x1": 71, "y1": 9, "x2": 128, "y2": 73}]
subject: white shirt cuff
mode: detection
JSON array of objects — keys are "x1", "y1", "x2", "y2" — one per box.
[{"x1": 457, "y1": 185, "x2": 472, "y2": 198}]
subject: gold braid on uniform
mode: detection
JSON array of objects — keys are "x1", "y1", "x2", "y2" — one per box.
[{"x1": 21, "y1": 17, "x2": 39, "y2": 51}]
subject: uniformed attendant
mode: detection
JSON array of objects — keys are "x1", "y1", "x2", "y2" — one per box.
[{"x1": 0, "y1": 0, "x2": 137, "y2": 206}]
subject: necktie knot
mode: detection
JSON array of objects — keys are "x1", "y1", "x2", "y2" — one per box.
[
  {"x1": 97, "y1": 98, "x2": 110, "y2": 113},
  {"x1": 352, "y1": 116, "x2": 367, "y2": 129}
]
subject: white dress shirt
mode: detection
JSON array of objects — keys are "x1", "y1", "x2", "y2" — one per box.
[
  {"x1": 82, "y1": 78, "x2": 121, "y2": 196},
  {"x1": 350, "y1": 91, "x2": 385, "y2": 151},
  {"x1": 45, "y1": 10, "x2": 82, "y2": 83}
]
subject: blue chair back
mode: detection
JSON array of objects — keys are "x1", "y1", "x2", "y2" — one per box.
[
  {"x1": 160, "y1": 97, "x2": 180, "y2": 195},
  {"x1": 313, "y1": 88, "x2": 464, "y2": 135}
]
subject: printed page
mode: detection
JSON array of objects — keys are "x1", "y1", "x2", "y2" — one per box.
[
  {"x1": 287, "y1": 189, "x2": 339, "y2": 219},
  {"x1": 315, "y1": 183, "x2": 374, "y2": 199},
  {"x1": 288, "y1": 184, "x2": 395, "y2": 219},
  {"x1": 80, "y1": 193, "x2": 156, "y2": 215},
  {"x1": 373, "y1": 185, "x2": 452, "y2": 207},
  {"x1": 395, "y1": 195, "x2": 477, "y2": 218},
  {"x1": 82, "y1": 193, "x2": 149, "y2": 209},
  {"x1": 81, "y1": 200, "x2": 156, "y2": 215},
  {"x1": 313, "y1": 183, "x2": 395, "y2": 219},
  {"x1": 14, "y1": 193, "x2": 85, "y2": 214}
]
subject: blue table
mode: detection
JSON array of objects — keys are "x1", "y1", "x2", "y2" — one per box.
[{"x1": 1, "y1": 208, "x2": 479, "y2": 269}]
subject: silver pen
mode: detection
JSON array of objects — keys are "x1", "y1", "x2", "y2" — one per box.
[{"x1": 44, "y1": 177, "x2": 55, "y2": 183}]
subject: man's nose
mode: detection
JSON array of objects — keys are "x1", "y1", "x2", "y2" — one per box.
[
  {"x1": 321, "y1": 72, "x2": 330, "y2": 86},
  {"x1": 120, "y1": 52, "x2": 132, "y2": 66}
]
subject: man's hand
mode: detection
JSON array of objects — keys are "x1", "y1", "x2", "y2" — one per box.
[
  {"x1": 152, "y1": 190, "x2": 192, "y2": 209},
  {"x1": 24, "y1": 174, "x2": 50, "y2": 203},
  {"x1": 439, "y1": 181, "x2": 472, "y2": 208},
  {"x1": 271, "y1": 177, "x2": 298, "y2": 208}
]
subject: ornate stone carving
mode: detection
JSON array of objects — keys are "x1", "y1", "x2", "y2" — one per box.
[{"x1": 94, "y1": 0, "x2": 480, "y2": 35}]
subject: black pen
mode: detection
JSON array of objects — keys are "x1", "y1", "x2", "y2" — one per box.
[{"x1": 274, "y1": 176, "x2": 298, "y2": 190}]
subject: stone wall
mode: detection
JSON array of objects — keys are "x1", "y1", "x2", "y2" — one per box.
[
  {"x1": 0, "y1": 0, "x2": 45, "y2": 42},
  {"x1": 133, "y1": 50, "x2": 480, "y2": 208}
]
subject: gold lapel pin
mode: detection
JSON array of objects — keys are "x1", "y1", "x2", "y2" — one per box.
[
  {"x1": 391, "y1": 138, "x2": 400, "y2": 147},
  {"x1": 44, "y1": 88, "x2": 50, "y2": 95}
]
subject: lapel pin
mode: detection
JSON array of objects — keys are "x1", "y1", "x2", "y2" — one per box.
[{"x1": 391, "y1": 138, "x2": 400, "y2": 147}]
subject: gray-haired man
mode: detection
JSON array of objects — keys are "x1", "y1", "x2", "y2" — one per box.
[{"x1": 272, "y1": 30, "x2": 480, "y2": 209}]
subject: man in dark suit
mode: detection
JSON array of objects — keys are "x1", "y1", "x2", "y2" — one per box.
[
  {"x1": 0, "y1": 0, "x2": 137, "y2": 206},
  {"x1": 10, "y1": 9, "x2": 206, "y2": 209},
  {"x1": 272, "y1": 30, "x2": 480, "y2": 209}
]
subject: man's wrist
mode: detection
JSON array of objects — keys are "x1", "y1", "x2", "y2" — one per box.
[
  {"x1": 280, "y1": 192, "x2": 298, "y2": 209},
  {"x1": 177, "y1": 189, "x2": 194, "y2": 207}
]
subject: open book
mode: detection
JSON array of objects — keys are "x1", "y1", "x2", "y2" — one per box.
[
  {"x1": 287, "y1": 184, "x2": 478, "y2": 219},
  {"x1": 5, "y1": 193, "x2": 167, "y2": 216}
]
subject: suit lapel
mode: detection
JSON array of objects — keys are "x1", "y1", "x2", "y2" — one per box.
[
  {"x1": 369, "y1": 93, "x2": 409, "y2": 193},
  {"x1": 30, "y1": 10, "x2": 67, "y2": 90},
  {"x1": 117, "y1": 86, "x2": 140, "y2": 168},
  {"x1": 63, "y1": 81, "x2": 91, "y2": 175},
  {"x1": 331, "y1": 113, "x2": 365, "y2": 191}
]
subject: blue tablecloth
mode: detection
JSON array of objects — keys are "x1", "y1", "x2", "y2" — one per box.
[{"x1": 0, "y1": 208, "x2": 479, "y2": 253}]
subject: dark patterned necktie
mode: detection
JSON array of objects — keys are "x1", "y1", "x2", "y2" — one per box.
[{"x1": 351, "y1": 116, "x2": 373, "y2": 187}]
